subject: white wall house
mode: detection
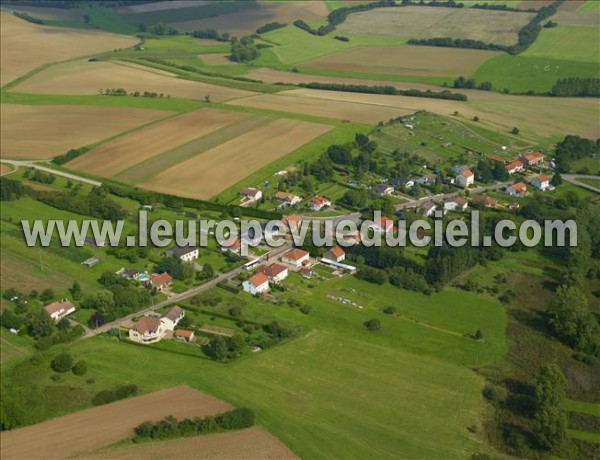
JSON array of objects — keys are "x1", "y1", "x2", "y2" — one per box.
[
  {"x1": 44, "y1": 299, "x2": 76, "y2": 322},
  {"x1": 128, "y1": 316, "x2": 165, "y2": 344},
  {"x1": 281, "y1": 248, "x2": 310, "y2": 268},
  {"x1": 243, "y1": 272, "x2": 270, "y2": 295},
  {"x1": 260, "y1": 263, "x2": 289, "y2": 284},
  {"x1": 167, "y1": 245, "x2": 199, "y2": 262},
  {"x1": 530, "y1": 175, "x2": 550, "y2": 191},
  {"x1": 323, "y1": 246, "x2": 346, "y2": 263},
  {"x1": 160, "y1": 306, "x2": 185, "y2": 331},
  {"x1": 444, "y1": 197, "x2": 468, "y2": 212},
  {"x1": 309, "y1": 196, "x2": 331, "y2": 212},
  {"x1": 456, "y1": 169, "x2": 475, "y2": 188}
]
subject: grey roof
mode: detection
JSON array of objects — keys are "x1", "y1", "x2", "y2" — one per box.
[
  {"x1": 168, "y1": 245, "x2": 197, "y2": 257},
  {"x1": 162, "y1": 306, "x2": 184, "y2": 322}
]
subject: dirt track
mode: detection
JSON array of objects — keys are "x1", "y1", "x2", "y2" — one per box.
[{"x1": 1, "y1": 386, "x2": 233, "y2": 460}]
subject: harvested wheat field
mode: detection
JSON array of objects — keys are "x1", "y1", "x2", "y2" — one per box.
[
  {"x1": 301, "y1": 46, "x2": 500, "y2": 77},
  {"x1": 0, "y1": 12, "x2": 137, "y2": 85},
  {"x1": 228, "y1": 93, "x2": 411, "y2": 124},
  {"x1": 554, "y1": 10, "x2": 599, "y2": 26},
  {"x1": 68, "y1": 108, "x2": 249, "y2": 178},
  {"x1": 0, "y1": 164, "x2": 12, "y2": 176},
  {"x1": 337, "y1": 6, "x2": 534, "y2": 45},
  {"x1": 142, "y1": 118, "x2": 332, "y2": 199},
  {"x1": 1, "y1": 104, "x2": 171, "y2": 160},
  {"x1": 117, "y1": 0, "x2": 209, "y2": 13},
  {"x1": 81, "y1": 427, "x2": 299, "y2": 460},
  {"x1": 171, "y1": 0, "x2": 329, "y2": 36},
  {"x1": 1, "y1": 386, "x2": 233, "y2": 460},
  {"x1": 12, "y1": 59, "x2": 255, "y2": 101}
]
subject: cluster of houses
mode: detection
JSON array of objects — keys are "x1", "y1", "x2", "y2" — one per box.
[{"x1": 128, "y1": 305, "x2": 194, "y2": 344}]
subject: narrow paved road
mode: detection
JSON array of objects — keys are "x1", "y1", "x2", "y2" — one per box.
[
  {"x1": 84, "y1": 244, "x2": 291, "y2": 338},
  {"x1": 562, "y1": 174, "x2": 600, "y2": 194},
  {"x1": 0, "y1": 159, "x2": 102, "y2": 187}
]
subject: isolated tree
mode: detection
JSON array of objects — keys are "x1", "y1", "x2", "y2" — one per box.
[
  {"x1": 202, "y1": 263, "x2": 215, "y2": 279},
  {"x1": 72, "y1": 360, "x2": 88, "y2": 376},
  {"x1": 51, "y1": 352, "x2": 74, "y2": 373},
  {"x1": 39, "y1": 288, "x2": 55, "y2": 303},
  {"x1": 364, "y1": 319, "x2": 381, "y2": 331},
  {"x1": 511, "y1": 127, "x2": 520, "y2": 135}
]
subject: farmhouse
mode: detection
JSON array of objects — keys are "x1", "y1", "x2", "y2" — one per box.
[
  {"x1": 323, "y1": 246, "x2": 346, "y2": 263},
  {"x1": 128, "y1": 316, "x2": 164, "y2": 344},
  {"x1": 275, "y1": 191, "x2": 302, "y2": 206},
  {"x1": 529, "y1": 175, "x2": 551, "y2": 191},
  {"x1": 419, "y1": 202, "x2": 437, "y2": 217},
  {"x1": 471, "y1": 195, "x2": 498, "y2": 208},
  {"x1": 391, "y1": 177, "x2": 414, "y2": 189},
  {"x1": 240, "y1": 187, "x2": 262, "y2": 203},
  {"x1": 148, "y1": 272, "x2": 173, "y2": 291},
  {"x1": 166, "y1": 245, "x2": 199, "y2": 262},
  {"x1": 506, "y1": 182, "x2": 527, "y2": 197},
  {"x1": 220, "y1": 238, "x2": 241, "y2": 254},
  {"x1": 174, "y1": 329, "x2": 195, "y2": 342},
  {"x1": 520, "y1": 152, "x2": 544, "y2": 167},
  {"x1": 505, "y1": 159, "x2": 524, "y2": 175},
  {"x1": 282, "y1": 248, "x2": 310, "y2": 268},
  {"x1": 444, "y1": 197, "x2": 468, "y2": 212},
  {"x1": 243, "y1": 272, "x2": 270, "y2": 295},
  {"x1": 371, "y1": 184, "x2": 394, "y2": 196},
  {"x1": 259, "y1": 263, "x2": 289, "y2": 284},
  {"x1": 456, "y1": 169, "x2": 475, "y2": 188},
  {"x1": 309, "y1": 196, "x2": 331, "y2": 212},
  {"x1": 161, "y1": 306, "x2": 185, "y2": 331},
  {"x1": 44, "y1": 299, "x2": 76, "y2": 322}
]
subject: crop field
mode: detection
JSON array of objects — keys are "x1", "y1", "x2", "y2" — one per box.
[
  {"x1": 0, "y1": 12, "x2": 137, "y2": 86},
  {"x1": 82, "y1": 427, "x2": 299, "y2": 459},
  {"x1": 554, "y1": 10, "x2": 600, "y2": 26},
  {"x1": 522, "y1": 26, "x2": 600, "y2": 63},
  {"x1": 200, "y1": 53, "x2": 236, "y2": 66},
  {"x1": 141, "y1": 117, "x2": 333, "y2": 199},
  {"x1": 336, "y1": 6, "x2": 535, "y2": 45},
  {"x1": 301, "y1": 45, "x2": 500, "y2": 78},
  {"x1": 67, "y1": 108, "x2": 250, "y2": 179},
  {"x1": 116, "y1": 0, "x2": 209, "y2": 14},
  {"x1": 169, "y1": 0, "x2": 329, "y2": 36},
  {"x1": 12, "y1": 60, "x2": 256, "y2": 102},
  {"x1": 1, "y1": 104, "x2": 171, "y2": 160},
  {"x1": 1, "y1": 386, "x2": 232, "y2": 459}
]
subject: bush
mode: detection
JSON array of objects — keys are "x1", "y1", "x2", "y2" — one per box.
[
  {"x1": 72, "y1": 360, "x2": 88, "y2": 376},
  {"x1": 364, "y1": 319, "x2": 381, "y2": 331},
  {"x1": 51, "y1": 352, "x2": 74, "y2": 373},
  {"x1": 382, "y1": 306, "x2": 396, "y2": 315},
  {"x1": 482, "y1": 384, "x2": 507, "y2": 404},
  {"x1": 300, "y1": 305, "x2": 312, "y2": 315},
  {"x1": 92, "y1": 384, "x2": 139, "y2": 406}
]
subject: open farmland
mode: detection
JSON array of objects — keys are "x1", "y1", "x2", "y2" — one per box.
[
  {"x1": 169, "y1": 0, "x2": 329, "y2": 36},
  {"x1": 301, "y1": 45, "x2": 500, "y2": 78},
  {"x1": 522, "y1": 26, "x2": 600, "y2": 63},
  {"x1": 141, "y1": 118, "x2": 333, "y2": 199},
  {"x1": 336, "y1": 6, "x2": 535, "y2": 45},
  {"x1": 81, "y1": 427, "x2": 299, "y2": 460},
  {"x1": 1, "y1": 386, "x2": 232, "y2": 460},
  {"x1": 554, "y1": 10, "x2": 600, "y2": 26},
  {"x1": 0, "y1": 12, "x2": 136, "y2": 86},
  {"x1": 229, "y1": 88, "x2": 600, "y2": 140},
  {"x1": 117, "y1": 0, "x2": 209, "y2": 13},
  {"x1": 0, "y1": 104, "x2": 171, "y2": 160},
  {"x1": 11, "y1": 59, "x2": 255, "y2": 101},
  {"x1": 67, "y1": 108, "x2": 249, "y2": 178}
]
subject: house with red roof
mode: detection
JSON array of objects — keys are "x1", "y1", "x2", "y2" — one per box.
[
  {"x1": 260, "y1": 263, "x2": 289, "y2": 284},
  {"x1": 370, "y1": 215, "x2": 397, "y2": 233},
  {"x1": 240, "y1": 187, "x2": 262, "y2": 203},
  {"x1": 520, "y1": 152, "x2": 544, "y2": 167},
  {"x1": 128, "y1": 316, "x2": 165, "y2": 344},
  {"x1": 243, "y1": 272, "x2": 270, "y2": 295},
  {"x1": 456, "y1": 169, "x2": 475, "y2": 188},
  {"x1": 505, "y1": 159, "x2": 524, "y2": 175},
  {"x1": 471, "y1": 195, "x2": 498, "y2": 208},
  {"x1": 148, "y1": 272, "x2": 173, "y2": 291},
  {"x1": 308, "y1": 196, "x2": 331, "y2": 212},
  {"x1": 506, "y1": 182, "x2": 527, "y2": 197},
  {"x1": 529, "y1": 175, "x2": 551, "y2": 191},
  {"x1": 323, "y1": 246, "x2": 346, "y2": 263},
  {"x1": 220, "y1": 238, "x2": 241, "y2": 254},
  {"x1": 44, "y1": 299, "x2": 76, "y2": 322},
  {"x1": 174, "y1": 329, "x2": 195, "y2": 342},
  {"x1": 281, "y1": 248, "x2": 310, "y2": 268}
]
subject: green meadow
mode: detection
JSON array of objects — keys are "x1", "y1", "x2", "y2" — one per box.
[{"x1": 522, "y1": 26, "x2": 600, "y2": 64}]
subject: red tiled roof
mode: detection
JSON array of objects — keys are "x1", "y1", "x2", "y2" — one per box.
[
  {"x1": 329, "y1": 246, "x2": 345, "y2": 258},
  {"x1": 221, "y1": 238, "x2": 241, "y2": 250},
  {"x1": 248, "y1": 272, "x2": 269, "y2": 287},
  {"x1": 282, "y1": 214, "x2": 302, "y2": 227},
  {"x1": 240, "y1": 187, "x2": 260, "y2": 197},
  {"x1": 44, "y1": 299, "x2": 74, "y2": 315},
  {"x1": 132, "y1": 316, "x2": 162, "y2": 334},
  {"x1": 261, "y1": 263, "x2": 288, "y2": 277},
  {"x1": 310, "y1": 196, "x2": 330, "y2": 206},
  {"x1": 523, "y1": 152, "x2": 543, "y2": 161},
  {"x1": 174, "y1": 329, "x2": 194, "y2": 338},
  {"x1": 537, "y1": 175, "x2": 550, "y2": 182},
  {"x1": 511, "y1": 182, "x2": 527, "y2": 192},
  {"x1": 461, "y1": 169, "x2": 474, "y2": 177},
  {"x1": 151, "y1": 272, "x2": 172, "y2": 286},
  {"x1": 505, "y1": 160, "x2": 523, "y2": 170},
  {"x1": 283, "y1": 248, "x2": 309, "y2": 261}
]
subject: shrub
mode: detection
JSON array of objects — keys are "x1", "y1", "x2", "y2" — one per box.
[
  {"x1": 382, "y1": 306, "x2": 396, "y2": 315},
  {"x1": 364, "y1": 319, "x2": 381, "y2": 331},
  {"x1": 72, "y1": 360, "x2": 88, "y2": 376},
  {"x1": 300, "y1": 305, "x2": 312, "y2": 315},
  {"x1": 51, "y1": 352, "x2": 74, "y2": 373}
]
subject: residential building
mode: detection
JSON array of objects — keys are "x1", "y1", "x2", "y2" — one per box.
[
  {"x1": 391, "y1": 177, "x2": 414, "y2": 189},
  {"x1": 456, "y1": 169, "x2": 475, "y2": 188},
  {"x1": 174, "y1": 329, "x2": 195, "y2": 342},
  {"x1": 370, "y1": 215, "x2": 396, "y2": 234},
  {"x1": 275, "y1": 191, "x2": 302, "y2": 206},
  {"x1": 506, "y1": 182, "x2": 527, "y2": 197},
  {"x1": 148, "y1": 272, "x2": 173, "y2": 291},
  {"x1": 486, "y1": 155, "x2": 505, "y2": 164},
  {"x1": 282, "y1": 214, "x2": 302, "y2": 229},
  {"x1": 309, "y1": 196, "x2": 331, "y2": 212},
  {"x1": 520, "y1": 152, "x2": 544, "y2": 167},
  {"x1": 299, "y1": 267, "x2": 313, "y2": 278},
  {"x1": 323, "y1": 246, "x2": 346, "y2": 263},
  {"x1": 240, "y1": 187, "x2": 262, "y2": 203},
  {"x1": 419, "y1": 201, "x2": 437, "y2": 217},
  {"x1": 243, "y1": 272, "x2": 270, "y2": 295},
  {"x1": 505, "y1": 159, "x2": 524, "y2": 175},
  {"x1": 220, "y1": 238, "x2": 241, "y2": 254},
  {"x1": 259, "y1": 263, "x2": 289, "y2": 284},
  {"x1": 450, "y1": 165, "x2": 470, "y2": 175},
  {"x1": 161, "y1": 306, "x2": 185, "y2": 331},
  {"x1": 282, "y1": 248, "x2": 310, "y2": 268},
  {"x1": 129, "y1": 316, "x2": 164, "y2": 344},
  {"x1": 166, "y1": 245, "x2": 199, "y2": 262},
  {"x1": 371, "y1": 184, "x2": 394, "y2": 196},
  {"x1": 416, "y1": 174, "x2": 438, "y2": 185},
  {"x1": 530, "y1": 175, "x2": 551, "y2": 191},
  {"x1": 44, "y1": 299, "x2": 76, "y2": 322},
  {"x1": 471, "y1": 195, "x2": 498, "y2": 208},
  {"x1": 443, "y1": 197, "x2": 468, "y2": 212},
  {"x1": 124, "y1": 269, "x2": 140, "y2": 280}
]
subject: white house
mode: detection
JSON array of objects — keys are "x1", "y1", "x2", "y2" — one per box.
[
  {"x1": 243, "y1": 272, "x2": 270, "y2": 295},
  {"x1": 275, "y1": 191, "x2": 302, "y2": 206},
  {"x1": 506, "y1": 182, "x2": 527, "y2": 197},
  {"x1": 450, "y1": 165, "x2": 470, "y2": 175},
  {"x1": 505, "y1": 160, "x2": 524, "y2": 175},
  {"x1": 392, "y1": 177, "x2": 414, "y2": 189},
  {"x1": 160, "y1": 306, "x2": 185, "y2": 331},
  {"x1": 220, "y1": 238, "x2": 241, "y2": 254},
  {"x1": 44, "y1": 299, "x2": 76, "y2": 322},
  {"x1": 443, "y1": 197, "x2": 468, "y2": 212},
  {"x1": 530, "y1": 175, "x2": 550, "y2": 191},
  {"x1": 129, "y1": 316, "x2": 165, "y2": 344},
  {"x1": 260, "y1": 263, "x2": 289, "y2": 284},
  {"x1": 281, "y1": 248, "x2": 310, "y2": 268},
  {"x1": 174, "y1": 329, "x2": 195, "y2": 342},
  {"x1": 456, "y1": 169, "x2": 475, "y2": 188},
  {"x1": 416, "y1": 174, "x2": 438, "y2": 186},
  {"x1": 371, "y1": 184, "x2": 394, "y2": 196},
  {"x1": 309, "y1": 196, "x2": 331, "y2": 212},
  {"x1": 323, "y1": 246, "x2": 346, "y2": 263},
  {"x1": 419, "y1": 201, "x2": 437, "y2": 217},
  {"x1": 240, "y1": 187, "x2": 262, "y2": 203},
  {"x1": 520, "y1": 152, "x2": 544, "y2": 167},
  {"x1": 166, "y1": 245, "x2": 199, "y2": 262}
]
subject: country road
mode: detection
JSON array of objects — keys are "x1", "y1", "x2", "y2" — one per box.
[
  {"x1": 0, "y1": 159, "x2": 102, "y2": 187},
  {"x1": 562, "y1": 174, "x2": 600, "y2": 194}
]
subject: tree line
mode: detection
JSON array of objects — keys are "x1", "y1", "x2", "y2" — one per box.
[
  {"x1": 298, "y1": 82, "x2": 468, "y2": 101},
  {"x1": 550, "y1": 78, "x2": 600, "y2": 98},
  {"x1": 12, "y1": 11, "x2": 44, "y2": 24}
]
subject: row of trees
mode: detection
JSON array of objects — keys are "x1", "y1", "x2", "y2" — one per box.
[
  {"x1": 255, "y1": 22, "x2": 286, "y2": 34},
  {"x1": 550, "y1": 78, "x2": 600, "y2": 98},
  {"x1": 453, "y1": 76, "x2": 492, "y2": 91},
  {"x1": 298, "y1": 82, "x2": 468, "y2": 101},
  {"x1": 36, "y1": 186, "x2": 127, "y2": 220}
]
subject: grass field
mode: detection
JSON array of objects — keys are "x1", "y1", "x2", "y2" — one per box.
[
  {"x1": 11, "y1": 59, "x2": 256, "y2": 102},
  {"x1": 141, "y1": 117, "x2": 332, "y2": 199},
  {"x1": 1, "y1": 104, "x2": 171, "y2": 160},
  {"x1": 0, "y1": 12, "x2": 137, "y2": 86},
  {"x1": 578, "y1": 0, "x2": 600, "y2": 11},
  {"x1": 554, "y1": 10, "x2": 600, "y2": 27},
  {"x1": 522, "y1": 26, "x2": 600, "y2": 63},
  {"x1": 336, "y1": 6, "x2": 535, "y2": 45}
]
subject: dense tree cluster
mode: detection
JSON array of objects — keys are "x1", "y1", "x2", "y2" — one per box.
[
  {"x1": 299, "y1": 82, "x2": 467, "y2": 101},
  {"x1": 0, "y1": 178, "x2": 25, "y2": 201},
  {"x1": 551, "y1": 78, "x2": 600, "y2": 98},
  {"x1": 408, "y1": 37, "x2": 505, "y2": 51},
  {"x1": 473, "y1": 159, "x2": 509, "y2": 183},
  {"x1": 35, "y1": 186, "x2": 127, "y2": 220},
  {"x1": 92, "y1": 384, "x2": 139, "y2": 406},
  {"x1": 553, "y1": 135, "x2": 599, "y2": 173},
  {"x1": 533, "y1": 364, "x2": 567, "y2": 450},
  {"x1": 230, "y1": 36, "x2": 260, "y2": 62},
  {"x1": 190, "y1": 28, "x2": 231, "y2": 42}
]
